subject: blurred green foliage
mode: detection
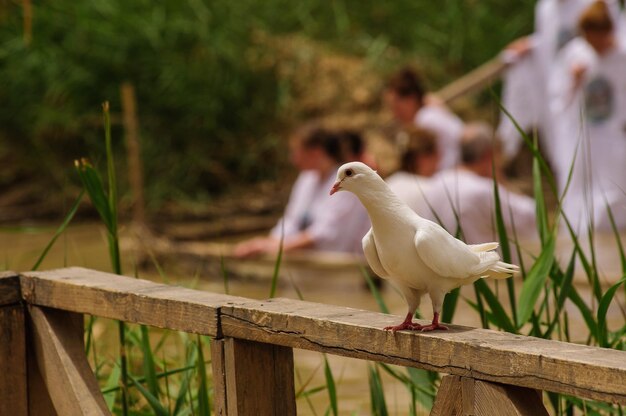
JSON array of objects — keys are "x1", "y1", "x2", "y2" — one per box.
[{"x1": 0, "y1": 0, "x2": 535, "y2": 207}]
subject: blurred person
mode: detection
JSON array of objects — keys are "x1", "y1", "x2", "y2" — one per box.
[
  {"x1": 233, "y1": 126, "x2": 371, "y2": 257},
  {"x1": 549, "y1": 0, "x2": 626, "y2": 232},
  {"x1": 338, "y1": 129, "x2": 378, "y2": 169},
  {"x1": 421, "y1": 122, "x2": 536, "y2": 244},
  {"x1": 386, "y1": 127, "x2": 440, "y2": 215},
  {"x1": 385, "y1": 67, "x2": 464, "y2": 170},
  {"x1": 498, "y1": 0, "x2": 622, "y2": 162}
]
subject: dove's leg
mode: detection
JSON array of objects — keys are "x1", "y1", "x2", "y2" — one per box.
[
  {"x1": 384, "y1": 286, "x2": 424, "y2": 331},
  {"x1": 421, "y1": 291, "x2": 448, "y2": 332}
]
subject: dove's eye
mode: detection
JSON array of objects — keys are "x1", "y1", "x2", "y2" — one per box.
[{"x1": 345, "y1": 169, "x2": 353, "y2": 177}]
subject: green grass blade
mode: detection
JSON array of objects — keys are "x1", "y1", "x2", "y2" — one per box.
[
  {"x1": 75, "y1": 161, "x2": 113, "y2": 232},
  {"x1": 31, "y1": 190, "x2": 84, "y2": 271},
  {"x1": 516, "y1": 234, "x2": 556, "y2": 328},
  {"x1": 361, "y1": 266, "x2": 389, "y2": 314},
  {"x1": 544, "y1": 250, "x2": 576, "y2": 338},
  {"x1": 323, "y1": 355, "x2": 338, "y2": 416},
  {"x1": 441, "y1": 287, "x2": 460, "y2": 324},
  {"x1": 174, "y1": 343, "x2": 198, "y2": 415},
  {"x1": 597, "y1": 278, "x2": 626, "y2": 347},
  {"x1": 474, "y1": 279, "x2": 516, "y2": 333},
  {"x1": 139, "y1": 325, "x2": 160, "y2": 399},
  {"x1": 269, "y1": 224, "x2": 284, "y2": 298},
  {"x1": 103, "y1": 361, "x2": 121, "y2": 411},
  {"x1": 128, "y1": 374, "x2": 169, "y2": 416},
  {"x1": 196, "y1": 336, "x2": 211, "y2": 416},
  {"x1": 368, "y1": 364, "x2": 388, "y2": 416}
]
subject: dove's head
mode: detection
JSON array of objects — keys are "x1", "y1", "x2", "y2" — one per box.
[{"x1": 330, "y1": 162, "x2": 378, "y2": 195}]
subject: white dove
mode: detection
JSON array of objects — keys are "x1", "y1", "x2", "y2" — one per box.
[{"x1": 330, "y1": 162, "x2": 518, "y2": 331}]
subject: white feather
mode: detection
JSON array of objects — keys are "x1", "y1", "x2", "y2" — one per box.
[{"x1": 334, "y1": 162, "x2": 518, "y2": 319}]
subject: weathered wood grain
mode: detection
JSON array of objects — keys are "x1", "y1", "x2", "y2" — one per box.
[
  {"x1": 431, "y1": 375, "x2": 548, "y2": 416},
  {"x1": 28, "y1": 306, "x2": 108, "y2": 415},
  {"x1": 430, "y1": 375, "x2": 462, "y2": 416},
  {"x1": 0, "y1": 304, "x2": 28, "y2": 416},
  {"x1": 20, "y1": 267, "x2": 246, "y2": 337},
  {"x1": 220, "y1": 297, "x2": 626, "y2": 404},
  {"x1": 222, "y1": 338, "x2": 296, "y2": 416},
  {"x1": 0, "y1": 271, "x2": 21, "y2": 306},
  {"x1": 211, "y1": 339, "x2": 227, "y2": 416}
]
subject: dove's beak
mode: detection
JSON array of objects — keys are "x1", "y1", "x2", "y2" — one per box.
[{"x1": 330, "y1": 181, "x2": 341, "y2": 195}]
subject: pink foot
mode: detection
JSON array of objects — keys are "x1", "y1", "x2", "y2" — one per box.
[
  {"x1": 384, "y1": 322, "x2": 424, "y2": 332},
  {"x1": 419, "y1": 323, "x2": 448, "y2": 332}
]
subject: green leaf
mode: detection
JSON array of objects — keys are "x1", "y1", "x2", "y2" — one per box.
[
  {"x1": 323, "y1": 355, "x2": 338, "y2": 416},
  {"x1": 129, "y1": 373, "x2": 169, "y2": 416},
  {"x1": 368, "y1": 364, "x2": 388, "y2": 416},
  {"x1": 140, "y1": 325, "x2": 160, "y2": 399},
  {"x1": 196, "y1": 336, "x2": 211, "y2": 416},
  {"x1": 597, "y1": 278, "x2": 626, "y2": 347},
  {"x1": 516, "y1": 234, "x2": 556, "y2": 327},
  {"x1": 102, "y1": 361, "x2": 121, "y2": 411},
  {"x1": 361, "y1": 266, "x2": 389, "y2": 314},
  {"x1": 474, "y1": 279, "x2": 516, "y2": 333}
]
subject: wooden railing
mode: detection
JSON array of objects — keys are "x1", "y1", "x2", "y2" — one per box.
[{"x1": 1, "y1": 267, "x2": 625, "y2": 415}]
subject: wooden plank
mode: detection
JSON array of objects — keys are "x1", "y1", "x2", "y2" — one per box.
[
  {"x1": 431, "y1": 376, "x2": 548, "y2": 416},
  {"x1": 223, "y1": 338, "x2": 296, "y2": 416},
  {"x1": 0, "y1": 271, "x2": 21, "y2": 306},
  {"x1": 220, "y1": 297, "x2": 626, "y2": 404},
  {"x1": 20, "y1": 267, "x2": 246, "y2": 337},
  {"x1": 211, "y1": 339, "x2": 227, "y2": 416},
  {"x1": 27, "y1": 341, "x2": 57, "y2": 416},
  {"x1": 0, "y1": 304, "x2": 28, "y2": 416},
  {"x1": 430, "y1": 375, "x2": 462, "y2": 416},
  {"x1": 28, "y1": 306, "x2": 108, "y2": 415},
  {"x1": 469, "y1": 378, "x2": 548, "y2": 416}
]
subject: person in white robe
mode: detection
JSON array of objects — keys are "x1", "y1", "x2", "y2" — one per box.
[
  {"x1": 234, "y1": 127, "x2": 370, "y2": 257},
  {"x1": 386, "y1": 127, "x2": 439, "y2": 215},
  {"x1": 549, "y1": 1, "x2": 626, "y2": 232},
  {"x1": 385, "y1": 67, "x2": 464, "y2": 170},
  {"x1": 421, "y1": 122, "x2": 536, "y2": 244}
]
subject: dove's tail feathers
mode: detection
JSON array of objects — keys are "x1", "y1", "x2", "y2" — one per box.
[
  {"x1": 484, "y1": 261, "x2": 519, "y2": 280},
  {"x1": 469, "y1": 242, "x2": 499, "y2": 253}
]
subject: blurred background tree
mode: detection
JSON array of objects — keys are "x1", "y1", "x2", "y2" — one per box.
[{"x1": 0, "y1": 0, "x2": 535, "y2": 216}]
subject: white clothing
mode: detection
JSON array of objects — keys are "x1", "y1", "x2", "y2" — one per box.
[
  {"x1": 420, "y1": 169, "x2": 537, "y2": 244},
  {"x1": 498, "y1": 0, "x2": 595, "y2": 160},
  {"x1": 386, "y1": 172, "x2": 432, "y2": 216},
  {"x1": 414, "y1": 105, "x2": 464, "y2": 170},
  {"x1": 271, "y1": 169, "x2": 371, "y2": 254},
  {"x1": 550, "y1": 39, "x2": 626, "y2": 231}
]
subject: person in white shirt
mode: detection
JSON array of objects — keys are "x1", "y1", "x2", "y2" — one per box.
[
  {"x1": 498, "y1": 0, "x2": 597, "y2": 162},
  {"x1": 234, "y1": 126, "x2": 371, "y2": 257},
  {"x1": 385, "y1": 67, "x2": 464, "y2": 170},
  {"x1": 549, "y1": 1, "x2": 626, "y2": 232},
  {"x1": 421, "y1": 122, "x2": 536, "y2": 244},
  {"x1": 386, "y1": 127, "x2": 439, "y2": 215}
]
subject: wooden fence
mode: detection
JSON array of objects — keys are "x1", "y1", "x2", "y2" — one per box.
[{"x1": 1, "y1": 267, "x2": 625, "y2": 415}]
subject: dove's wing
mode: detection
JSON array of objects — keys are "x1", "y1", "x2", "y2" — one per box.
[
  {"x1": 413, "y1": 224, "x2": 482, "y2": 279},
  {"x1": 362, "y1": 228, "x2": 389, "y2": 278}
]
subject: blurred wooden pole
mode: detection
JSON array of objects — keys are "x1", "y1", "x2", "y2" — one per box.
[
  {"x1": 120, "y1": 82, "x2": 146, "y2": 228},
  {"x1": 436, "y1": 57, "x2": 508, "y2": 104},
  {"x1": 22, "y1": 0, "x2": 32, "y2": 46}
]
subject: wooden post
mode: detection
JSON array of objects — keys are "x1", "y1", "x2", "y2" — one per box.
[
  {"x1": 211, "y1": 339, "x2": 228, "y2": 416},
  {"x1": 431, "y1": 375, "x2": 548, "y2": 416},
  {"x1": 28, "y1": 306, "x2": 108, "y2": 415},
  {"x1": 221, "y1": 337, "x2": 296, "y2": 416},
  {"x1": 0, "y1": 273, "x2": 28, "y2": 416},
  {"x1": 120, "y1": 81, "x2": 146, "y2": 228}
]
